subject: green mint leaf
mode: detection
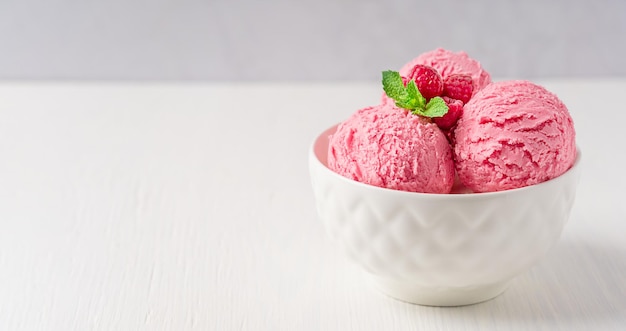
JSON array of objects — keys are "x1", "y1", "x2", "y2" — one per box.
[
  {"x1": 411, "y1": 108, "x2": 426, "y2": 117},
  {"x1": 405, "y1": 80, "x2": 427, "y2": 109},
  {"x1": 382, "y1": 71, "x2": 408, "y2": 103},
  {"x1": 395, "y1": 101, "x2": 413, "y2": 109},
  {"x1": 422, "y1": 97, "x2": 449, "y2": 118},
  {"x1": 382, "y1": 70, "x2": 435, "y2": 116}
]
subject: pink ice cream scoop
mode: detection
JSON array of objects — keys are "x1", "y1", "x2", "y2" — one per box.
[
  {"x1": 400, "y1": 48, "x2": 492, "y2": 93},
  {"x1": 327, "y1": 104, "x2": 455, "y2": 193},
  {"x1": 453, "y1": 80, "x2": 577, "y2": 193}
]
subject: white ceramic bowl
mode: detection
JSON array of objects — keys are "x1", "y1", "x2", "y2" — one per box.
[{"x1": 309, "y1": 125, "x2": 581, "y2": 306}]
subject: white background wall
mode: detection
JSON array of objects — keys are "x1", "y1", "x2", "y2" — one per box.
[{"x1": 0, "y1": 0, "x2": 624, "y2": 81}]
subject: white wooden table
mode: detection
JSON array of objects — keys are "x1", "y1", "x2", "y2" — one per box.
[{"x1": 0, "y1": 80, "x2": 624, "y2": 330}]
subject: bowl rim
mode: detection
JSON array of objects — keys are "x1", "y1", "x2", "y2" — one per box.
[{"x1": 310, "y1": 124, "x2": 581, "y2": 200}]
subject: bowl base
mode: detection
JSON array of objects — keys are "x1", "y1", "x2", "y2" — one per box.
[{"x1": 372, "y1": 276, "x2": 510, "y2": 306}]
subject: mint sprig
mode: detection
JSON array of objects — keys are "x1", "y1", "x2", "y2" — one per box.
[{"x1": 382, "y1": 70, "x2": 448, "y2": 118}]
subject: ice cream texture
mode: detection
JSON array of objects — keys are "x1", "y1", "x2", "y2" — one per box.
[
  {"x1": 327, "y1": 104, "x2": 455, "y2": 194},
  {"x1": 453, "y1": 80, "x2": 577, "y2": 193}
]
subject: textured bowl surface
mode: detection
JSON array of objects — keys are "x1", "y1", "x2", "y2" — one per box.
[{"x1": 309, "y1": 125, "x2": 581, "y2": 306}]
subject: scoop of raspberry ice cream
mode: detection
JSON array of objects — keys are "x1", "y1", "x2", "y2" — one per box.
[
  {"x1": 328, "y1": 104, "x2": 455, "y2": 193},
  {"x1": 382, "y1": 48, "x2": 490, "y2": 106},
  {"x1": 400, "y1": 48, "x2": 491, "y2": 94},
  {"x1": 453, "y1": 80, "x2": 577, "y2": 193}
]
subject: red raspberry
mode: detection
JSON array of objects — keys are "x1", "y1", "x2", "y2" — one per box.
[
  {"x1": 433, "y1": 96, "x2": 463, "y2": 130},
  {"x1": 407, "y1": 65, "x2": 443, "y2": 100},
  {"x1": 443, "y1": 74, "x2": 473, "y2": 104}
]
